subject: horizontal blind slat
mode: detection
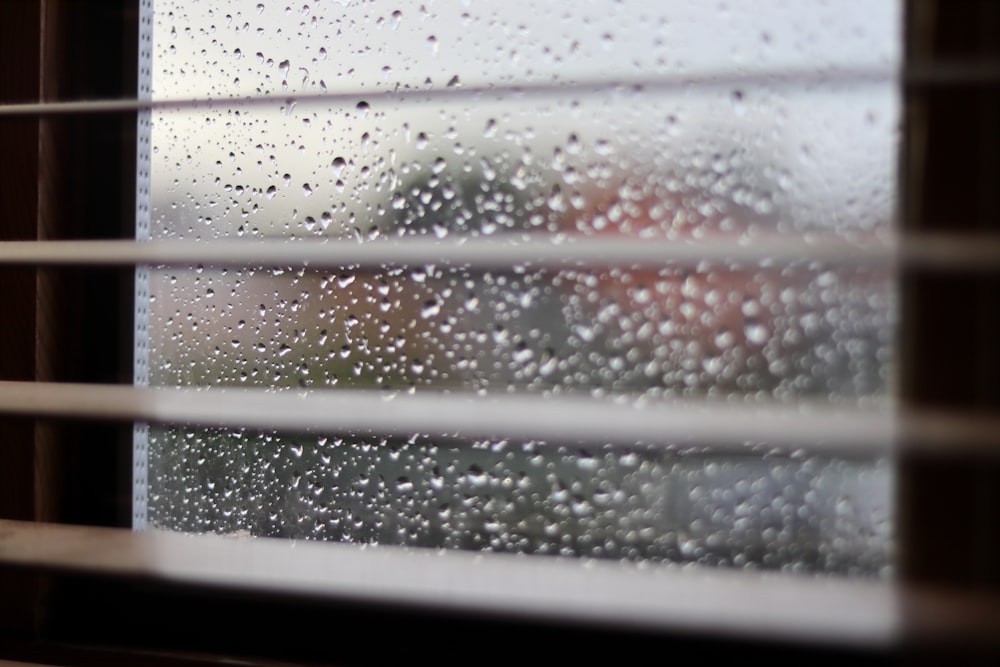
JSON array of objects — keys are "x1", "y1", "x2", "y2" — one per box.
[
  {"x1": 0, "y1": 518, "x2": 899, "y2": 646},
  {"x1": 1, "y1": 62, "x2": 999, "y2": 118},
  {"x1": 0, "y1": 66, "x2": 898, "y2": 117},
  {"x1": 8, "y1": 519, "x2": 999, "y2": 649},
  {"x1": 0, "y1": 235, "x2": 997, "y2": 270},
  {"x1": 2, "y1": 382, "x2": 897, "y2": 454},
  {"x1": 0, "y1": 380, "x2": 994, "y2": 457},
  {"x1": 0, "y1": 382, "x2": 984, "y2": 457}
]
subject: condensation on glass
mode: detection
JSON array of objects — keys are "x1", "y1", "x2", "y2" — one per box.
[{"x1": 145, "y1": 0, "x2": 900, "y2": 576}]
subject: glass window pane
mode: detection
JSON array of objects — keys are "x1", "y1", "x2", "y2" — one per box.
[{"x1": 145, "y1": 0, "x2": 900, "y2": 576}]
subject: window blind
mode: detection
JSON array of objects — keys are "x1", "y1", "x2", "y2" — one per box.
[{"x1": 0, "y1": 0, "x2": 998, "y2": 661}]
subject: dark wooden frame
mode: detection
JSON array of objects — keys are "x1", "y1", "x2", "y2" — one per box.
[
  {"x1": 0, "y1": 0, "x2": 136, "y2": 526},
  {"x1": 899, "y1": 0, "x2": 1000, "y2": 591},
  {"x1": 0, "y1": 0, "x2": 135, "y2": 641}
]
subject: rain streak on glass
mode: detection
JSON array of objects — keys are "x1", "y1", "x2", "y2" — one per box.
[{"x1": 147, "y1": 0, "x2": 899, "y2": 576}]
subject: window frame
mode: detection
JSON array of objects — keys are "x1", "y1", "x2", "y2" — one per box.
[
  {"x1": 0, "y1": 0, "x2": 135, "y2": 529},
  {"x1": 1, "y1": 0, "x2": 999, "y2": 663}
]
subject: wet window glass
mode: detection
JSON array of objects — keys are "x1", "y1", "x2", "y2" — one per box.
[{"x1": 145, "y1": 0, "x2": 899, "y2": 576}]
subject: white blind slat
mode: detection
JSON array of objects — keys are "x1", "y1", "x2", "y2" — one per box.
[
  {"x1": 1, "y1": 61, "x2": 999, "y2": 118},
  {"x1": 0, "y1": 518, "x2": 899, "y2": 646},
  {"x1": 0, "y1": 381, "x2": 889, "y2": 454},
  {"x1": 0, "y1": 380, "x2": 994, "y2": 457},
  {"x1": 0, "y1": 234, "x2": 997, "y2": 270}
]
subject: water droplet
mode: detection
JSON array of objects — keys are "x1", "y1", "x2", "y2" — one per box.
[
  {"x1": 731, "y1": 89, "x2": 746, "y2": 116},
  {"x1": 566, "y1": 133, "x2": 581, "y2": 155},
  {"x1": 744, "y1": 320, "x2": 769, "y2": 345},
  {"x1": 512, "y1": 343, "x2": 534, "y2": 364},
  {"x1": 420, "y1": 300, "x2": 441, "y2": 319}
]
